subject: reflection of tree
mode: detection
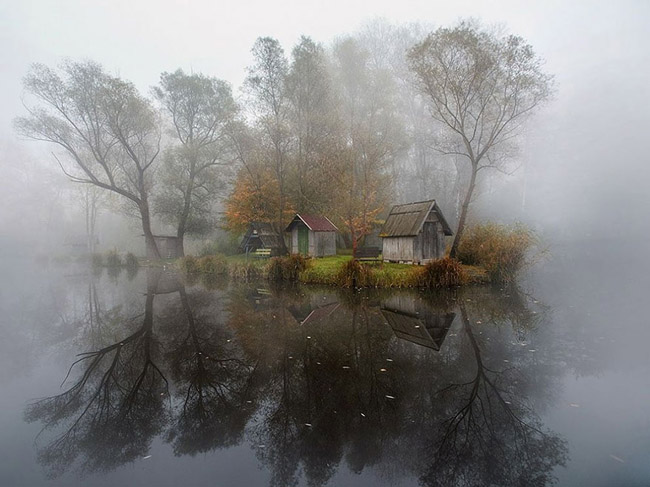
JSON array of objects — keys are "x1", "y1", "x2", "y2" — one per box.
[
  {"x1": 419, "y1": 299, "x2": 567, "y2": 487},
  {"x1": 25, "y1": 290, "x2": 168, "y2": 477},
  {"x1": 27, "y1": 277, "x2": 569, "y2": 486},
  {"x1": 164, "y1": 286, "x2": 257, "y2": 455}
]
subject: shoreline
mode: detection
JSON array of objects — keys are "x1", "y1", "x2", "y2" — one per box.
[{"x1": 177, "y1": 254, "x2": 491, "y2": 288}]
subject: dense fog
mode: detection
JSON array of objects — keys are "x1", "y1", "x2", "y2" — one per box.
[{"x1": 1, "y1": 0, "x2": 648, "y2": 257}]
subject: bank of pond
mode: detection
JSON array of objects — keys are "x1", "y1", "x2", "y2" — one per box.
[{"x1": 178, "y1": 253, "x2": 489, "y2": 289}]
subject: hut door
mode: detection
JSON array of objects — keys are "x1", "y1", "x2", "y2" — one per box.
[
  {"x1": 298, "y1": 225, "x2": 309, "y2": 255},
  {"x1": 422, "y1": 222, "x2": 436, "y2": 260}
]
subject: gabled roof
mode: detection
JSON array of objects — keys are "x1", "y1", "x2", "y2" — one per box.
[
  {"x1": 285, "y1": 214, "x2": 338, "y2": 232},
  {"x1": 381, "y1": 307, "x2": 455, "y2": 351},
  {"x1": 379, "y1": 199, "x2": 453, "y2": 238}
]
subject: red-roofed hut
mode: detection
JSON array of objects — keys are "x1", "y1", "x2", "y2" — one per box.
[{"x1": 285, "y1": 214, "x2": 338, "y2": 257}]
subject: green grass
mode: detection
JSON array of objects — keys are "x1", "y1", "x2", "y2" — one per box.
[{"x1": 176, "y1": 253, "x2": 488, "y2": 288}]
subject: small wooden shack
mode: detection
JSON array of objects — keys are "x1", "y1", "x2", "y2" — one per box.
[
  {"x1": 152, "y1": 235, "x2": 182, "y2": 259},
  {"x1": 285, "y1": 214, "x2": 338, "y2": 257},
  {"x1": 379, "y1": 199, "x2": 453, "y2": 264},
  {"x1": 239, "y1": 222, "x2": 284, "y2": 256}
]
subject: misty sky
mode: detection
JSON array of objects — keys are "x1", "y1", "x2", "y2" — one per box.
[{"x1": 2, "y1": 0, "x2": 649, "y2": 242}]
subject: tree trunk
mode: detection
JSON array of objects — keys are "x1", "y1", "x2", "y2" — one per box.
[
  {"x1": 140, "y1": 202, "x2": 161, "y2": 259},
  {"x1": 449, "y1": 164, "x2": 478, "y2": 259}
]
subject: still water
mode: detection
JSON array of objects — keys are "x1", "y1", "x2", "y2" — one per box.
[{"x1": 1, "y1": 244, "x2": 649, "y2": 486}]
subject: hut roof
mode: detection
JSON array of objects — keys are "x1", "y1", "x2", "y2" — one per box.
[
  {"x1": 379, "y1": 199, "x2": 453, "y2": 238},
  {"x1": 240, "y1": 222, "x2": 283, "y2": 249},
  {"x1": 381, "y1": 307, "x2": 455, "y2": 351},
  {"x1": 285, "y1": 214, "x2": 338, "y2": 232}
]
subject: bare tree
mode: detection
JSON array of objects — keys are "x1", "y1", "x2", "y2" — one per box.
[
  {"x1": 408, "y1": 21, "x2": 553, "y2": 257},
  {"x1": 15, "y1": 61, "x2": 162, "y2": 258},
  {"x1": 153, "y1": 69, "x2": 239, "y2": 256}
]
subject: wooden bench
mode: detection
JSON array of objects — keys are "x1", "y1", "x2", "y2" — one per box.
[
  {"x1": 253, "y1": 248, "x2": 272, "y2": 258},
  {"x1": 354, "y1": 247, "x2": 382, "y2": 263}
]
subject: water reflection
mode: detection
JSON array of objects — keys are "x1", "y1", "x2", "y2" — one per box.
[{"x1": 26, "y1": 270, "x2": 568, "y2": 485}]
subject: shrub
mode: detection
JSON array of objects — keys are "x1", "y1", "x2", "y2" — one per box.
[
  {"x1": 266, "y1": 254, "x2": 310, "y2": 281},
  {"x1": 105, "y1": 250, "x2": 122, "y2": 268},
  {"x1": 180, "y1": 255, "x2": 199, "y2": 274},
  {"x1": 196, "y1": 254, "x2": 228, "y2": 275},
  {"x1": 457, "y1": 223, "x2": 537, "y2": 283},
  {"x1": 125, "y1": 253, "x2": 139, "y2": 269},
  {"x1": 413, "y1": 257, "x2": 465, "y2": 288}
]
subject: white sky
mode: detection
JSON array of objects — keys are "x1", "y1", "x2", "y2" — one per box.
[{"x1": 2, "y1": 0, "x2": 649, "y2": 131}]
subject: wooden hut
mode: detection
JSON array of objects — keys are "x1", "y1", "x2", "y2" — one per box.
[
  {"x1": 239, "y1": 222, "x2": 284, "y2": 256},
  {"x1": 285, "y1": 214, "x2": 338, "y2": 257},
  {"x1": 152, "y1": 235, "x2": 182, "y2": 259},
  {"x1": 379, "y1": 199, "x2": 453, "y2": 264}
]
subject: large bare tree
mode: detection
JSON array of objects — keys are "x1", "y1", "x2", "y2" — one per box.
[
  {"x1": 15, "y1": 61, "x2": 162, "y2": 258},
  {"x1": 408, "y1": 21, "x2": 553, "y2": 257},
  {"x1": 153, "y1": 69, "x2": 239, "y2": 256}
]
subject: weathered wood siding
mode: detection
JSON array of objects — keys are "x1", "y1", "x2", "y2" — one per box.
[
  {"x1": 289, "y1": 225, "x2": 336, "y2": 257},
  {"x1": 382, "y1": 236, "x2": 415, "y2": 262},
  {"x1": 310, "y1": 230, "x2": 336, "y2": 257}
]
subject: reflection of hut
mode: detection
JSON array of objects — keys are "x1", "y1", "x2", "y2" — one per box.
[
  {"x1": 289, "y1": 302, "x2": 340, "y2": 326},
  {"x1": 239, "y1": 222, "x2": 284, "y2": 256},
  {"x1": 152, "y1": 235, "x2": 182, "y2": 259},
  {"x1": 285, "y1": 214, "x2": 338, "y2": 257},
  {"x1": 380, "y1": 199, "x2": 453, "y2": 264},
  {"x1": 381, "y1": 295, "x2": 455, "y2": 350}
]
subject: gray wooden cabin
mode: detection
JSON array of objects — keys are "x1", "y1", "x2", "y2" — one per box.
[
  {"x1": 380, "y1": 200, "x2": 453, "y2": 264},
  {"x1": 239, "y1": 222, "x2": 284, "y2": 256},
  {"x1": 153, "y1": 235, "x2": 182, "y2": 259},
  {"x1": 285, "y1": 214, "x2": 338, "y2": 257}
]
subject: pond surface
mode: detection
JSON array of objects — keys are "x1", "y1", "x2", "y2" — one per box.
[{"x1": 1, "y1": 243, "x2": 649, "y2": 487}]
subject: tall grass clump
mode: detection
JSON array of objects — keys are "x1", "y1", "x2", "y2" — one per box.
[
  {"x1": 457, "y1": 223, "x2": 537, "y2": 283},
  {"x1": 413, "y1": 257, "x2": 465, "y2": 288},
  {"x1": 105, "y1": 250, "x2": 122, "y2": 268},
  {"x1": 229, "y1": 261, "x2": 265, "y2": 281},
  {"x1": 196, "y1": 254, "x2": 228, "y2": 276},
  {"x1": 267, "y1": 254, "x2": 310, "y2": 281},
  {"x1": 335, "y1": 259, "x2": 375, "y2": 288}
]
